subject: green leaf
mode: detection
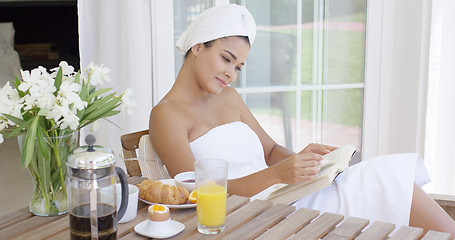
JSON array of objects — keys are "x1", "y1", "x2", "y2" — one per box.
[
  {"x1": 87, "y1": 87, "x2": 113, "y2": 100},
  {"x1": 74, "y1": 71, "x2": 81, "y2": 84},
  {"x1": 20, "y1": 140, "x2": 28, "y2": 166},
  {"x1": 37, "y1": 128, "x2": 50, "y2": 159},
  {"x1": 12, "y1": 76, "x2": 26, "y2": 98},
  {"x1": 82, "y1": 93, "x2": 116, "y2": 117},
  {"x1": 51, "y1": 163, "x2": 67, "y2": 190},
  {"x1": 79, "y1": 79, "x2": 90, "y2": 101},
  {"x1": 4, "y1": 116, "x2": 33, "y2": 138},
  {"x1": 79, "y1": 109, "x2": 121, "y2": 129},
  {"x1": 83, "y1": 97, "x2": 120, "y2": 122},
  {"x1": 89, "y1": 86, "x2": 96, "y2": 95},
  {"x1": 101, "y1": 110, "x2": 121, "y2": 118},
  {"x1": 3, "y1": 113, "x2": 27, "y2": 127},
  {"x1": 23, "y1": 116, "x2": 39, "y2": 168},
  {"x1": 37, "y1": 129, "x2": 51, "y2": 196},
  {"x1": 54, "y1": 67, "x2": 63, "y2": 95}
]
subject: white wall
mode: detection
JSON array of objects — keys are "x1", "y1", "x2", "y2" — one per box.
[
  {"x1": 364, "y1": 0, "x2": 430, "y2": 158},
  {"x1": 380, "y1": 0, "x2": 428, "y2": 155}
]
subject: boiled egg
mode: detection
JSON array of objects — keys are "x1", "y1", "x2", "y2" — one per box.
[{"x1": 148, "y1": 204, "x2": 170, "y2": 222}]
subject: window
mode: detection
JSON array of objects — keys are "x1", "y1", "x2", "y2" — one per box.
[
  {"x1": 170, "y1": 0, "x2": 366, "y2": 152},
  {"x1": 152, "y1": 0, "x2": 455, "y2": 196}
]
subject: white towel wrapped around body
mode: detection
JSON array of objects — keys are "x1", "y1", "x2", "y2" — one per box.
[{"x1": 189, "y1": 121, "x2": 431, "y2": 227}]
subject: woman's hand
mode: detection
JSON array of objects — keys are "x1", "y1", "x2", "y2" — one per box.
[
  {"x1": 270, "y1": 143, "x2": 337, "y2": 185},
  {"x1": 272, "y1": 152, "x2": 324, "y2": 185},
  {"x1": 301, "y1": 143, "x2": 337, "y2": 155}
]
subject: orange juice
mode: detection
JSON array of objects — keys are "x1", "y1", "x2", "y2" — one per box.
[{"x1": 196, "y1": 184, "x2": 227, "y2": 227}]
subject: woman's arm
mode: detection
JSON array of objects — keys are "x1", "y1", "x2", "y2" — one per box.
[
  {"x1": 149, "y1": 102, "x2": 197, "y2": 177},
  {"x1": 226, "y1": 87, "x2": 335, "y2": 166},
  {"x1": 227, "y1": 150, "x2": 325, "y2": 197}
]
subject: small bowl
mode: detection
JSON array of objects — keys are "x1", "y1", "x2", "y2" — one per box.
[{"x1": 174, "y1": 171, "x2": 195, "y2": 192}]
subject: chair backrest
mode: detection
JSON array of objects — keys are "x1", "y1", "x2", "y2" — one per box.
[
  {"x1": 120, "y1": 129, "x2": 149, "y2": 177},
  {"x1": 120, "y1": 129, "x2": 170, "y2": 179},
  {"x1": 137, "y1": 134, "x2": 170, "y2": 180}
]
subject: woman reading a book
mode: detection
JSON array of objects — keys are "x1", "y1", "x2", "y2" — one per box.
[{"x1": 149, "y1": 4, "x2": 455, "y2": 236}]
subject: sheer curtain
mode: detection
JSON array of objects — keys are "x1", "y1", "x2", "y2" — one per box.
[
  {"x1": 78, "y1": 0, "x2": 152, "y2": 155},
  {"x1": 423, "y1": 0, "x2": 455, "y2": 195}
]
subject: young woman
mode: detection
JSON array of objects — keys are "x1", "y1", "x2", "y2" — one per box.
[{"x1": 149, "y1": 4, "x2": 455, "y2": 236}]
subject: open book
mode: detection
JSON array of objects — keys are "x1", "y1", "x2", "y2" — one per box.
[{"x1": 255, "y1": 144, "x2": 357, "y2": 205}]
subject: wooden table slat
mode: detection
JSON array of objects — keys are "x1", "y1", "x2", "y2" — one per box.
[
  {"x1": 0, "y1": 207, "x2": 32, "y2": 231},
  {"x1": 0, "y1": 213, "x2": 65, "y2": 240},
  {"x1": 117, "y1": 206, "x2": 150, "y2": 238},
  {"x1": 188, "y1": 199, "x2": 273, "y2": 240},
  {"x1": 388, "y1": 226, "x2": 423, "y2": 240},
  {"x1": 166, "y1": 195, "x2": 251, "y2": 240},
  {"x1": 256, "y1": 207, "x2": 320, "y2": 240},
  {"x1": 355, "y1": 221, "x2": 395, "y2": 240},
  {"x1": 421, "y1": 230, "x2": 452, "y2": 240},
  {"x1": 223, "y1": 203, "x2": 296, "y2": 240},
  {"x1": 322, "y1": 216, "x2": 370, "y2": 240},
  {"x1": 119, "y1": 231, "x2": 147, "y2": 240},
  {"x1": 13, "y1": 215, "x2": 69, "y2": 240},
  {"x1": 44, "y1": 228, "x2": 70, "y2": 240},
  {"x1": 290, "y1": 212, "x2": 344, "y2": 240},
  {"x1": 167, "y1": 214, "x2": 199, "y2": 240}
]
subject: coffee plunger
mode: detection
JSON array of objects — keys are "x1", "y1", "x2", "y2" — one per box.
[{"x1": 66, "y1": 135, "x2": 128, "y2": 240}]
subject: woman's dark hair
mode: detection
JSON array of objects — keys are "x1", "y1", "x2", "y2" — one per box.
[{"x1": 184, "y1": 35, "x2": 250, "y2": 59}]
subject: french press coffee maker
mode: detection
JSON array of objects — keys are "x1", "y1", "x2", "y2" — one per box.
[{"x1": 66, "y1": 135, "x2": 128, "y2": 240}]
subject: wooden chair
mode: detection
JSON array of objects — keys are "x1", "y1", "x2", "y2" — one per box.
[
  {"x1": 120, "y1": 129, "x2": 170, "y2": 179},
  {"x1": 120, "y1": 129, "x2": 149, "y2": 177}
]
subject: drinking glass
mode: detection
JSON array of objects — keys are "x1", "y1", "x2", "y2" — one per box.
[{"x1": 195, "y1": 159, "x2": 228, "y2": 234}]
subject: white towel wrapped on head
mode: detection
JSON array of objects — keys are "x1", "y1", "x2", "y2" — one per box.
[{"x1": 175, "y1": 4, "x2": 256, "y2": 58}]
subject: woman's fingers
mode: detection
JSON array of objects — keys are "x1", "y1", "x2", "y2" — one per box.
[
  {"x1": 278, "y1": 152, "x2": 324, "y2": 184},
  {"x1": 301, "y1": 143, "x2": 337, "y2": 155}
]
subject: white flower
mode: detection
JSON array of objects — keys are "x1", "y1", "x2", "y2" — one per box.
[
  {"x1": 27, "y1": 78, "x2": 57, "y2": 111},
  {"x1": 19, "y1": 66, "x2": 53, "y2": 93},
  {"x1": 35, "y1": 93, "x2": 56, "y2": 111},
  {"x1": 120, "y1": 88, "x2": 137, "y2": 115},
  {"x1": 57, "y1": 111, "x2": 80, "y2": 130},
  {"x1": 86, "y1": 62, "x2": 111, "y2": 86},
  {"x1": 45, "y1": 79, "x2": 87, "y2": 128},
  {"x1": 57, "y1": 80, "x2": 86, "y2": 111},
  {"x1": 0, "y1": 82, "x2": 23, "y2": 125},
  {"x1": 0, "y1": 133, "x2": 3, "y2": 144},
  {"x1": 46, "y1": 104, "x2": 68, "y2": 123},
  {"x1": 51, "y1": 61, "x2": 75, "y2": 76}
]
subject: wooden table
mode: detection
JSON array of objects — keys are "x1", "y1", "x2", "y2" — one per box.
[{"x1": 0, "y1": 177, "x2": 451, "y2": 240}]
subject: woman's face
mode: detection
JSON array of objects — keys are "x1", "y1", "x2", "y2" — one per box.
[{"x1": 192, "y1": 36, "x2": 250, "y2": 95}]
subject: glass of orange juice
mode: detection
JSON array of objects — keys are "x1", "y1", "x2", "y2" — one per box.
[{"x1": 195, "y1": 159, "x2": 228, "y2": 234}]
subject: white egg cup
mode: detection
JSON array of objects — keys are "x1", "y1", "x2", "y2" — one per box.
[{"x1": 134, "y1": 219, "x2": 185, "y2": 239}]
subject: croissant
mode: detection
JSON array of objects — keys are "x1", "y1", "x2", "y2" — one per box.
[{"x1": 137, "y1": 180, "x2": 189, "y2": 205}]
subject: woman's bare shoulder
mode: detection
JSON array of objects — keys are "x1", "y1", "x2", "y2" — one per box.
[
  {"x1": 149, "y1": 99, "x2": 192, "y2": 132},
  {"x1": 220, "y1": 86, "x2": 244, "y2": 104}
]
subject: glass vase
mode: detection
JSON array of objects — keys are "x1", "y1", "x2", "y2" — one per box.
[{"x1": 18, "y1": 131, "x2": 79, "y2": 216}]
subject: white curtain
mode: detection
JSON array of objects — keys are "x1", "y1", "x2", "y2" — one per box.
[
  {"x1": 78, "y1": 0, "x2": 152, "y2": 156},
  {"x1": 424, "y1": 0, "x2": 455, "y2": 195}
]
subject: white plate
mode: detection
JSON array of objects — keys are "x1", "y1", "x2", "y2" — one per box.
[
  {"x1": 138, "y1": 179, "x2": 196, "y2": 209},
  {"x1": 134, "y1": 219, "x2": 185, "y2": 239}
]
